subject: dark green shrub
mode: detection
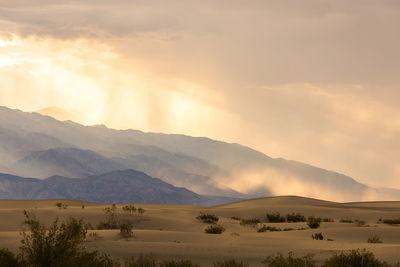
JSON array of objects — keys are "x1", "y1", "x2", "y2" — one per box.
[
  {"x1": 119, "y1": 222, "x2": 134, "y2": 238},
  {"x1": 311, "y1": 233, "x2": 324, "y2": 240},
  {"x1": 382, "y1": 219, "x2": 400, "y2": 225},
  {"x1": 322, "y1": 218, "x2": 334, "y2": 222},
  {"x1": 240, "y1": 218, "x2": 260, "y2": 227},
  {"x1": 322, "y1": 249, "x2": 393, "y2": 267},
  {"x1": 0, "y1": 248, "x2": 19, "y2": 267},
  {"x1": 355, "y1": 220, "x2": 366, "y2": 227},
  {"x1": 160, "y1": 259, "x2": 200, "y2": 267},
  {"x1": 286, "y1": 213, "x2": 306, "y2": 222},
  {"x1": 307, "y1": 217, "x2": 321, "y2": 229},
  {"x1": 339, "y1": 218, "x2": 353, "y2": 223},
  {"x1": 266, "y1": 212, "x2": 286, "y2": 223},
  {"x1": 125, "y1": 254, "x2": 157, "y2": 267},
  {"x1": 367, "y1": 235, "x2": 383, "y2": 243},
  {"x1": 205, "y1": 225, "x2": 225, "y2": 234},
  {"x1": 197, "y1": 213, "x2": 219, "y2": 224},
  {"x1": 214, "y1": 259, "x2": 249, "y2": 267},
  {"x1": 262, "y1": 252, "x2": 316, "y2": 267},
  {"x1": 17, "y1": 211, "x2": 119, "y2": 267},
  {"x1": 258, "y1": 225, "x2": 281, "y2": 232}
]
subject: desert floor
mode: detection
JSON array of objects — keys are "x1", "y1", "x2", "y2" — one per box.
[{"x1": 0, "y1": 196, "x2": 400, "y2": 266}]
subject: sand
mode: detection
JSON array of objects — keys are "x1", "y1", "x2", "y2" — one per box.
[{"x1": 0, "y1": 196, "x2": 399, "y2": 266}]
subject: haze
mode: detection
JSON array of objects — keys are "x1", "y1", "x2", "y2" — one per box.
[{"x1": 0, "y1": 0, "x2": 399, "y2": 189}]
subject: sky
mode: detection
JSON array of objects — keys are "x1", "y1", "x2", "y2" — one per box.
[{"x1": 0, "y1": 0, "x2": 399, "y2": 188}]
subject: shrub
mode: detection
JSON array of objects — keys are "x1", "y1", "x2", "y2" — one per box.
[
  {"x1": 138, "y1": 207, "x2": 146, "y2": 215},
  {"x1": 355, "y1": 220, "x2": 366, "y2": 227},
  {"x1": 55, "y1": 202, "x2": 62, "y2": 208},
  {"x1": 0, "y1": 248, "x2": 19, "y2": 267},
  {"x1": 240, "y1": 218, "x2": 260, "y2": 227},
  {"x1": 322, "y1": 249, "x2": 393, "y2": 267},
  {"x1": 382, "y1": 219, "x2": 400, "y2": 225},
  {"x1": 231, "y1": 217, "x2": 241, "y2": 221},
  {"x1": 266, "y1": 212, "x2": 286, "y2": 223},
  {"x1": 258, "y1": 225, "x2": 281, "y2": 232},
  {"x1": 15, "y1": 211, "x2": 119, "y2": 267},
  {"x1": 262, "y1": 252, "x2": 316, "y2": 267},
  {"x1": 311, "y1": 233, "x2": 324, "y2": 240},
  {"x1": 322, "y1": 218, "x2": 334, "y2": 222},
  {"x1": 339, "y1": 218, "x2": 353, "y2": 223},
  {"x1": 205, "y1": 225, "x2": 225, "y2": 234},
  {"x1": 286, "y1": 213, "x2": 306, "y2": 223},
  {"x1": 125, "y1": 254, "x2": 157, "y2": 267},
  {"x1": 197, "y1": 213, "x2": 219, "y2": 224},
  {"x1": 119, "y1": 222, "x2": 134, "y2": 238},
  {"x1": 367, "y1": 235, "x2": 383, "y2": 243},
  {"x1": 160, "y1": 259, "x2": 200, "y2": 267},
  {"x1": 214, "y1": 259, "x2": 249, "y2": 267},
  {"x1": 122, "y1": 205, "x2": 137, "y2": 213},
  {"x1": 307, "y1": 217, "x2": 321, "y2": 229}
]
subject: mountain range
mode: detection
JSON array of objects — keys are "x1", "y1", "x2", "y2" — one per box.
[{"x1": 0, "y1": 105, "x2": 399, "y2": 203}]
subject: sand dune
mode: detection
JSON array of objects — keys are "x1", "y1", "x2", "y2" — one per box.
[{"x1": 0, "y1": 196, "x2": 399, "y2": 266}]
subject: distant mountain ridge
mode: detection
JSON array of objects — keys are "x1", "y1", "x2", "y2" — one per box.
[
  {"x1": 0, "y1": 105, "x2": 399, "y2": 202},
  {"x1": 0, "y1": 170, "x2": 233, "y2": 205}
]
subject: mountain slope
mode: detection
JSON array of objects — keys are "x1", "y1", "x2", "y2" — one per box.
[
  {"x1": 0, "y1": 105, "x2": 397, "y2": 201},
  {"x1": 0, "y1": 170, "x2": 207, "y2": 204}
]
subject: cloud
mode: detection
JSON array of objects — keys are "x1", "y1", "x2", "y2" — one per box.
[{"x1": 0, "y1": 1, "x2": 400, "y2": 190}]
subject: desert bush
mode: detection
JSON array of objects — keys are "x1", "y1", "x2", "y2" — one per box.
[
  {"x1": 355, "y1": 219, "x2": 366, "y2": 227},
  {"x1": 382, "y1": 219, "x2": 400, "y2": 225},
  {"x1": 160, "y1": 259, "x2": 200, "y2": 267},
  {"x1": 322, "y1": 249, "x2": 394, "y2": 267},
  {"x1": 283, "y1": 228, "x2": 294, "y2": 231},
  {"x1": 205, "y1": 225, "x2": 226, "y2": 234},
  {"x1": 367, "y1": 235, "x2": 383, "y2": 243},
  {"x1": 214, "y1": 259, "x2": 249, "y2": 267},
  {"x1": 262, "y1": 252, "x2": 316, "y2": 267},
  {"x1": 12, "y1": 211, "x2": 119, "y2": 267},
  {"x1": 119, "y1": 222, "x2": 134, "y2": 238},
  {"x1": 307, "y1": 217, "x2": 321, "y2": 229},
  {"x1": 240, "y1": 218, "x2": 260, "y2": 227},
  {"x1": 311, "y1": 233, "x2": 324, "y2": 240},
  {"x1": 125, "y1": 254, "x2": 157, "y2": 267},
  {"x1": 98, "y1": 204, "x2": 119, "y2": 229},
  {"x1": 0, "y1": 248, "x2": 19, "y2": 267},
  {"x1": 122, "y1": 205, "x2": 137, "y2": 214},
  {"x1": 322, "y1": 218, "x2": 334, "y2": 222},
  {"x1": 138, "y1": 207, "x2": 146, "y2": 215},
  {"x1": 196, "y1": 213, "x2": 219, "y2": 224},
  {"x1": 339, "y1": 218, "x2": 353, "y2": 223},
  {"x1": 258, "y1": 225, "x2": 281, "y2": 232},
  {"x1": 286, "y1": 213, "x2": 306, "y2": 223},
  {"x1": 231, "y1": 216, "x2": 241, "y2": 221},
  {"x1": 55, "y1": 202, "x2": 62, "y2": 208},
  {"x1": 266, "y1": 212, "x2": 286, "y2": 223}
]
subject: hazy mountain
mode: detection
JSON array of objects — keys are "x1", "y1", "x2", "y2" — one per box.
[
  {"x1": 0, "y1": 105, "x2": 397, "y2": 201},
  {"x1": 13, "y1": 148, "x2": 124, "y2": 178},
  {"x1": 0, "y1": 170, "x2": 207, "y2": 204}
]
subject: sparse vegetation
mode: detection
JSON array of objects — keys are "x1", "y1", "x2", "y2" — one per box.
[
  {"x1": 160, "y1": 259, "x2": 200, "y2": 267},
  {"x1": 231, "y1": 216, "x2": 241, "y2": 221},
  {"x1": 382, "y1": 219, "x2": 400, "y2": 225},
  {"x1": 311, "y1": 233, "x2": 324, "y2": 240},
  {"x1": 258, "y1": 225, "x2": 281, "y2": 232},
  {"x1": 307, "y1": 216, "x2": 321, "y2": 229},
  {"x1": 339, "y1": 218, "x2": 353, "y2": 223},
  {"x1": 55, "y1": 202, "x2": 68, "y2": 209},
  {"x1": 196, "y1": 212, "x2": 219, "y2": 224},
  {"x1": 0, "y1": 211, "x2": 118, "y2": 267},
  {"x1": 286, "y1": 213, "x2": 306, "y2": 222},
  {"x1": 266, "y1": 212, "x2": 286, "y2": 223},
  {"x1": 355, "y1": 219, "x2": 366, "y2": 227},
  {"x1": 119, "y1": 222, "x2": 134, "y2": 238},
  {"x1": 262, "y1": 252, "x2": 316, "y2": 267},
  {"x1": 322, "y1": 218, "x2": 334, "y2": 222},
  {"x1": 125, "y1": 254, "x2": 157, "y2": 267},
  {"x1": 205, "y1": 225, "x2": 226, "y2": 234},
  {"x1": 214, "y1": 259, "x2": 249, "y2": 267},
  {"x1": 322, "y1": 249, "x2": 396, "y2": 267},
  {"x1": 240, "y1": 218, "x2": 260, "y2": 227},
  {"x1": 367, "y1": 235, "x2": 383, "y2": 243}
]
